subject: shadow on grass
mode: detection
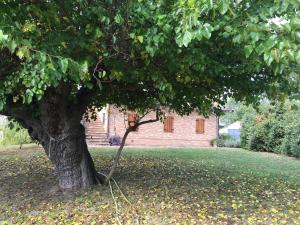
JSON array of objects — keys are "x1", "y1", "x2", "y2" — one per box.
[{"x1": 0, "y1": 148, "x2": 299, "y2": 224}]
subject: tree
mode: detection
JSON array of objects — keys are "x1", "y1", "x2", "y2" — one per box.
[
  {"x1": 240, "y1": 100, "x2": 300, "y2": 158},
  {"x1": 0, "y1": 1, "x2": 299, "y2": 190},
  {"x1": 220, "y1": 98, "x2": 256, "y2": 126}
]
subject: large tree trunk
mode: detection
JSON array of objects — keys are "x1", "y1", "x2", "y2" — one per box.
[
  {"x1": 44, "y1": 124, "x2": 103, "y2": 190},
  {"x1": 6, "y1": 86, "x2": 105, "y2": 190}
]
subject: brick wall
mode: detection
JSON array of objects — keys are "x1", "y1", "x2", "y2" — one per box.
[{"x1": 108, "y1": 107, "x2": 218, "y2": 147}]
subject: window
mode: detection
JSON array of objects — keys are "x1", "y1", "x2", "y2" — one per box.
[
  {"x1": 196, "y1": 118, "x2": 205, "y2": 134},
  {"x1": 128, "y1": 113, "x2": 139, "y2": 131},
  {"x1": 164, "y1": 116, "x2": 174, "y2": 133}
]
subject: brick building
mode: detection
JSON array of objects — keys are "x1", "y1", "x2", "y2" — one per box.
[{"x1": 84, "y1": 105, "x2": 219, "y2": 147}]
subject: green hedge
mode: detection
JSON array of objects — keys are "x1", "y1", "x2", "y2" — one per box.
[
  {"x1": 241, "y1": 103, "x2": 300, "y2": 158},
  {"x1": 279, "y1": 119, "x2": 300, "y2": 158}
]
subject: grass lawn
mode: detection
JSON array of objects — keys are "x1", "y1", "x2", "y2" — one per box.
[{"x1": 0, "y1": 146, "x2": 299, "y2": 224}]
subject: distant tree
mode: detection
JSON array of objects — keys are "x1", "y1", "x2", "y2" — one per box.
[
  {"x1": 220, "y1": 99, "x2": 255, "y2": 126},
  {"x1": 0, "y1": 1, "x2": 299, "y2": 190},
  {"x1": 240, "y1": 101, "x2": 300, "y2": 158}
]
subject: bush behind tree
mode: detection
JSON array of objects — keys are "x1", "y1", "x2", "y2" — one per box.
[
  {"x1": 0, "y1": 121, "x2": 32, "y2": 146},
  {"x1": 240, "y1": 102, "x2": 300, "y2": 158},
  {"x1": 279, "y1": 112, "x2": 300, "y2": 158},
  {"x1": 211, "y1": 134, "x2": 241, "y2": 148}
]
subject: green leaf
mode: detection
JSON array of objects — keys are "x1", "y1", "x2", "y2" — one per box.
[
  {"x1": 129, "y1": 33, "x2": 135, "y2": 39},
  {"x1": 8, "y1": 40, "x2": 17, "y2": 53},
  {"x1": 220, "y1": 1, "x2": 229, "y2": 15},
  {"x1": 47, "y1": 63, "x2": 55, "y2": 70},
  {"x1": 112, "y1": 35, "x2": 117, "y2": 44},
  {"x1": 39, "y1": 52, "x2": 47, "y2": 63},
  {"x1": 244, "y1": 45, "x2": 254, "y2": 58},
  {"x1": 85, "y1": 24, "x2": 92, "y2": 34},
  {"x1": 286, "y1": 49, "x2": 295, "y2": 61},
  {"x1": 114, "y1": 14, "x2": 124, "y2": 24},
  {"x1": 264, "y1": 35, "x2": 277, "y2": 50},
  {"x1": 60, "y1": 59, "x2": 69, "y2": 73},
  {"x1": 295, "y1": 51, "x2": 300, "y2": 65},
  {"x1": 291, "y1": 104, "x2": 298, "y2": 110},
  {"x1": 291, "y1": 18, "x2": 300, "y2": 30},
  {"x1": 264, "y1": 52, "x2": 274, "y2": 66},
  {"x1": 137, "y1": 35, "x2": 144, "y2": 43},
  {"x1": 16, "y1": 47, "x2": 28, "y2": 59},
  {"x1": 81, "y1": 61, "x2": 89, "y2": 74},
  {"x1": 185, "y1": 76, "x2": 191, "y2": 83},
  {"x1": 250, "y1": 32, "x2": 260, "y2": 43},
  {"x1": 146, "y1": 45, "x2": 155, "y2": 57},
  {"x1": 25, "y1": 89, "x2": 34, "y2": 103},
  {"x1": 182, "y1": 31, "x2": 193, "y2": 47},
  {"x1": 85, "y1": 82, "x2": 94, "y2": 89},
  {"x1": 0, "y1": 30, "x2": 8, "y2": 42},
  {"x1": 295, "y1": 31, "x2": 300, "y2": 42},
  {"x1": 203, "y1": 23, "x2": 213, "y2": 39},
  {"x1": 153, "y1": 35, "x2": 160, "y2": 43},
  {"x1": 95, "y1": 28, "x2": 103, "y2": 38}
]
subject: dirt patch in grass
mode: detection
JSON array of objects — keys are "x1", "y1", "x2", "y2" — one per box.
[
  {"x1": 0, "y1": 147, "x2": 299, "y2": 224},
  {"x1": 0, "y1": 148, "x2": 40, "y2": 157},
  {"x1": 0, "y1": 144, "x2": 41, "y2": 156}
]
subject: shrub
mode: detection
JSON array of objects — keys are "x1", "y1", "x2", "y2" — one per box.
[
  {"x1": 240, "y1": 114, "x2": 256, "y2": 149},
  {"x1": 266, "y1": 118, "x2": 285, "y2": 154},
  {"x1": 223, "y1": 139, "x2": 241, "y2": 148},
  {"x1": 279, "y1": 122, "x2": 300, "y2": 158},
  {"x1": 247, "y1": 119, "x2": 271, "y2": 152},
  {"x1": 209, "y1": 138, "x2": 217, "y2": 147},
  {"x1": 240, "y1": 102, "x2": 300, "y2": 158},
  {"x1": 109, "y1": 135, "x2": 121, "y2": 146},
  {"x1": 0, "y1": 121, "x2": 32, "y2": 146},
  {"x1": 214, "y1": 134, "x2": 241, "y2": 148}
]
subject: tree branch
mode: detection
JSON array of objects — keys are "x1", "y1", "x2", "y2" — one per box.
[{"x1": 105, "y1": 110, "x2": 160, "y2": 182}]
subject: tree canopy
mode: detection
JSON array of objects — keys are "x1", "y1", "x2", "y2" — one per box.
[
  {"x1": 0, "y1": 0, "x2": 300, "y2": 190},
  {"x1": 1, "y1": 0, "x2": 299, "y2": 115}
]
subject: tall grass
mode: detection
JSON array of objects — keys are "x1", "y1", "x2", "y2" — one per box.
[{"x1": 0, "y1": 121, "x2": 32, "y2": 147}]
